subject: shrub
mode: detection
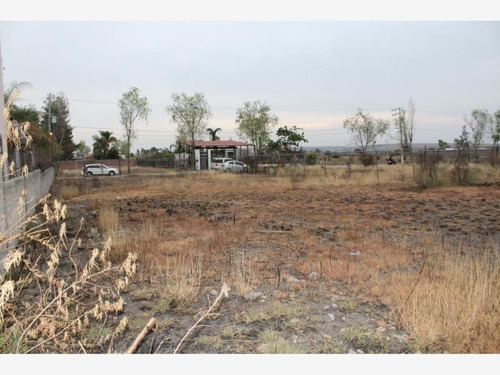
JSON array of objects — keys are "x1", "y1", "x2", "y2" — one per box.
[
  {"x1": 414, "y1": 151, "x2": 441, "y2": 188},
  {"x1": 487, "y1": 148, "x2": 500, "y2": 167},
  {"x1": 306, "y1": 152, "x2": 318, "y2": 165},
  {"x1": 358, "y1": 152, "x2": 375, "y2": 166},
  {"x1": 451, "y1": 149, "x2": 471, "y2": 185},
  {"x1": 59, "y1": 184, "x2": 80, "y2": 200}
]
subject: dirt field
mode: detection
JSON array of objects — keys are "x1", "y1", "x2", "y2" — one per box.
[{"x1": 44, "y1": 169, "x2": 500, "y2": 354}]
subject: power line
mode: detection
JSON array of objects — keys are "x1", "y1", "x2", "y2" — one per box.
[
  {"x1": 73, "y1": 125, "x2": 457, "y2": 136},
  {"x1": 18, "y1": 97, "x2": 472, "y2": 115}
]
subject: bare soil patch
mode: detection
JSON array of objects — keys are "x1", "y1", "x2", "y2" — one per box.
[{"x1": 51, "y1": 173, "x2": 500, "y2": 353}]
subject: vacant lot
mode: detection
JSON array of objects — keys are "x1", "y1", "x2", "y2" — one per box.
[{"x1": 6, "y1": 164, "x2": 500, "y2": 354}]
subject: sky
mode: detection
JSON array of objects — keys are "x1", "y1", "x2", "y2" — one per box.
[{"x1": 1, "y1": 3, "x2": 500, "y2": 153}]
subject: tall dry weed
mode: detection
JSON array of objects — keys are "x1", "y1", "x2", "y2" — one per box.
[
  {"x1": 59, "y1": 184, "x2": 80, "y2": 200},
  {"x1": 98, "y1": 206, "x2": 120, "y2": 237},
  {"x1": 384, "y1": 245, "x2": 500, "y2": 353},
  {"x1": 292, "y1": 223, "x2": 500, "y2": 353},
  {"x1": 160, "y1": 251, "x2": 203, "y2": 309},
  {"x1": 0, "y1": 196, "x2": 137, "y2": 353}
]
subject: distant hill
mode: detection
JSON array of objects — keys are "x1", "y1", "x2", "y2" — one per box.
[
  {"x1": 302, "y1": 143, "x2": 494, "y2": 153},
  {"x1": 301, "y1": 144, "x2": 433, "y2": 153}
]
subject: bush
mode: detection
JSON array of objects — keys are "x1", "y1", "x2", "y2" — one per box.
[
  {"x1": 306, "y1": 152, "x2": 318, "y2": 165},
  {"x1": 358, "y1": 152, "x2": 375, "y2": 167},
  {"x1": 451, "y1": 149, "x2": 471, "y2": 186},
  {"x1": 414, "y1": 152, "x2": 441, "y2": 188},
  {"x1": 487, "y1": 148, "x2": 500, "y2": 167}
]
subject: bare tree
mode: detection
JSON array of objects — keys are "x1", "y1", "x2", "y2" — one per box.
[
  {"x1": 118, "y1": 87, "x2": 151, "y2": 173},
  {"x1": 165, "y1": 93, "x2": 212, "y2": 170},
  {"x1": 393, "y1": 98, "x2": 416, "y2": 162}
]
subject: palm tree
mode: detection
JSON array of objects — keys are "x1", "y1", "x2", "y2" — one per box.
[
  {"x1": 92, "y1": 130, "x2": 118, "y2": 159},
  {"x1": 207, "y1": 127, "x2": 222, "y2": 141}
]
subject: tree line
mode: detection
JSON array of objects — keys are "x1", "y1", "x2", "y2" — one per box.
[
  {"x1": 6, "y1": 81, "x2": 498, "y2": 173},
  {"x1": 342, "y1": 99, "x2": 500, "y2": 164},
  {"x1": 4, "y1": 84, "x2": 311, "y2": 172}
]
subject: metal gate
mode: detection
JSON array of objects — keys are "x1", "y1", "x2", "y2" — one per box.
[{"x1": 200, "y1": 150, "x2": 208, "y2": 170}]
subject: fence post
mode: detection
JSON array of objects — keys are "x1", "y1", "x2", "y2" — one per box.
[
  {"x1": 303, "y1": 154, "x2": 306, "y2": 176},
  {"x1": 376, "y1": 150, "x2": 379, "y2": 183}
]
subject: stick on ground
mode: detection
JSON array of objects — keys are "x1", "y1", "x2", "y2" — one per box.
[{"x1": 126, "y1": 317, "x2": 156, "y2": 354}]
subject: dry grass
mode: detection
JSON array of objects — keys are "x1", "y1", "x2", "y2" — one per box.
[
  {"x1": 59, "y1": 169, "x2": 82, "y2": 178},
  {"x1": 46, "y1": 161, "x2": 500, "y2": 353},
  {"x1": 382, "y1": 244, "x2": 500, "y2": 353},
  {"x1": 293, "y1": 227, "x2": 500, "y2": 352},
  {"x1": 160, "y1": 251, "x2": 203, "y2": 309},
  {"x1": 341, "y1": 326, "x2": 389, "y2": 353},
  {"x1": 59, "y1": 184, "x2": 80, "y2": 200},
  {"x1": 98, "y1": 206, "x2": 120, "y2": 238},
  {"x1": 257, "y1": 329, "x2": 304, "y2": 353}
]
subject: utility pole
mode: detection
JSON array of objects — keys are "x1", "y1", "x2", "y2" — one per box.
[
  {"x1": 392, "y1": 107, "x2": 404, "y2": 164},
  {"x1": 0, "y1": 41, "x2": 8, "y2": 182},
  {"x1": 48, "y1": 97, "x2": 51, "y2": 134}
]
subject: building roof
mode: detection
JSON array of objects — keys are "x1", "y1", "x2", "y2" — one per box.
[{"x1": 182, "y1": 140, "x2": 252, "y2": 147}]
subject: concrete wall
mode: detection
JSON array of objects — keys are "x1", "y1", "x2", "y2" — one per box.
[{"x1": 0, "y1": 167, "x2": 54, "y2": 275}]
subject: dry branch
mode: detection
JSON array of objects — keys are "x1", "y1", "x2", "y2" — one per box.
[
  {"x1": 173, "y1": 283, "x2": 229, "y2": 354},
  {"x1": 252, "y1": 230, "x2": 293, "y2": 234},
  {"x1": 126, "y1": 317, "x2": 156, "y2": 354}
]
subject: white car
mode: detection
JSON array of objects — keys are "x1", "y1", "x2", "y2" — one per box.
[
  {"x1": 222, "y1": 160, "x2": 249, "y2": 173},
  {"x1": 211, "y1": 157, "x2": 233, "y2": 170},
  {"x1": 82, "y1": 164, "x2": 119, "y2": 177}
]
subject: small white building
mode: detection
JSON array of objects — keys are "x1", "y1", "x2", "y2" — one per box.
[{"x1": 182, "y1": 140, "x2": 254, "y2": 170}]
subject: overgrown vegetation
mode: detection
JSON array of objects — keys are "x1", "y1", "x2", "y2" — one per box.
[
  {"x1": 2, "y1": 158, "x2": 499, "y2": 353},
  {"x1": 0, "y1": 196, "x2": 137, "y2": 353},
  {"x1": 414, "y1": 151, "x2": 440, "y2": 188}
]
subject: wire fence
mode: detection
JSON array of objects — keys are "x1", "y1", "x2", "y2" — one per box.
[{"x1": 50, "y1": 145, "x2": 500, "y2": 179}]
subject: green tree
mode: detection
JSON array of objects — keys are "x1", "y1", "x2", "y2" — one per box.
[
  {"x1": 165, "y1": 92, "x2": 212, "y2": 170},
  {"x1": 135, "y1": 147, "x2": 172, "y2": 159},
  {"x1": 490, "y1": 110, "x2": 500, "y2": 152},
  {"x1": 74, "y1": 140, "x2": 91, "y2": 159},
  {"x1": 207, "y1": 127, "x2": 221, "y2": 141},
  {"x1": 453, "y1": 125, "x2": 471, "y2": 185},
  {"x1": 170, "y1": 141, "x2": 187, "y2": 154},
  {"x1": 3, "y1": 82, "x2": 58, "y2": 169},
  {"x1": 465, "y1": 109, "x2": 491, "y2": 160},
  {"x1": 438, "y1": 139, "x2": 449, "y2": 150},
  {"x1": 343, "y1": 109, "x2": 389, "y2": 152},
  {"x1": 306, "y1": 152, "x2": 318, "y2": 165},
  {"x1": 267, "y1": 125, "x2": 308, "y2": 153},
  {"x1": 41, "y1": 92, "x2": 75, "y2": 160},
  {"x1": 92, "y1": 131, "x2": 119, "y2": 159},
  {"x1": 9, "y1": 104, "x2": 39, "y2": 125},
  {"x1": 118, "y1": 87, "x2": 151, "y2": 173},
  {"x1": 235, "y1": 100, "x2": 278, "y2": 155},
  {"x1": 7, "y1": 103, "x2": 54, "y2": 170}
]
